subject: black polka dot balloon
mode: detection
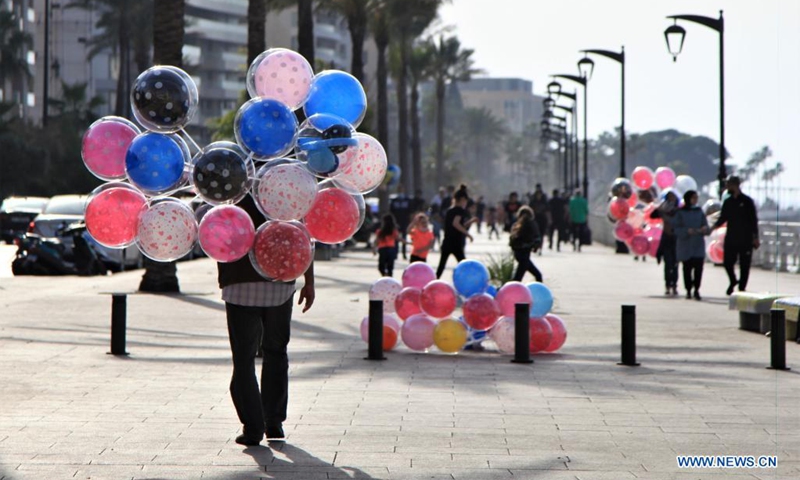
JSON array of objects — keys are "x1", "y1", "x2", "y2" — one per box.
[
  {"x1": 191, "y1": 147, "x2": 253, "y2": 205},
  {"x1": 131, "y1": 66, "x2": 198, "y2": 133},
  {"x1": 322, "y1": 124, "x2": 352, "y2": 154}
]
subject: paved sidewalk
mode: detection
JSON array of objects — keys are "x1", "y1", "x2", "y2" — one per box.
[{"x1": 0, "y1": 235, "x2": 799, "y2": 480}]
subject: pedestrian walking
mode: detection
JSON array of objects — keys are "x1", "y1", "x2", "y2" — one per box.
[
  {"x1": 651, "y1": 191, "x2": 680, "y2": 295},
  {"x1": 503, "y1": 192, "x2": 522, "y2": 233},
  {"x1": 436, "y1": 187, "x2": 476, "y2": 278},
  {"x1": 568, "y1": 190, "x2": 589, "y2": 252},
  {"x1": 390, "y1": 187, "x2": 412, "y2": 260},
  {"x1": 674, "y1": 190, "x2": 709, "y2": 300},
  {"x1": 374, "y1": 214, "x2": 402, "y2": 277},
  {"x1": 475, "y1": 196, "x2": 486, "y2": 233},
  {"x1": 406, "y1": 212, "x2": 435, "y2": 263},
  {"x1": 712, "y1": 176, "x2": 760, "y2": 295},
  {"x1": 530, "y1": 185, "x2": 549, "y2": 255},
  {"x1": 486, "y1": 205, "x2": 500, "y2": 240},
  {"x1": 509, "y1": 205, "x2": 543, "y2": 282},
  {"x1": 218, "y1": 195, "x2": 315, "y2": 446},
  {"x1": 547, "y1": 189, "x2": 567, "y2": 251}
]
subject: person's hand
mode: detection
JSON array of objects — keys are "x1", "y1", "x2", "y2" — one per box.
[
  {"x1": 467, "y1": 234, "x2": 474, "y2": 243},
  {"x1": 687, "y1": 228, "x2": 695, "y2": 235},
  {"x1": 298, "y1": 283, "x2": 315, "y2": 313},
  {"x1": 700, "y1": 226, "x2": 709, "y2": 234},
  {"x1": 753, "y1": 238, "x2": 761, "y2": 250}
]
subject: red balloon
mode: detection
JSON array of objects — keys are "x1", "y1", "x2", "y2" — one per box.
[
  {"x1": 708, "y1": 240, "x2": 724, "y2": 264},
  {"x1": 529, "y1": 317, "x2": 553, "y2": 353},
  {"x1": 382, "y1": 326, "x2": 399, "y2": 350},
  {"x1": 304, "y1": 187, "x2": 360, "y2": 244},
  {"x1": 632, "y1": 166, "x2": 654, "y2": 190},
  {"x1": 402, "y1": 262, "x2": 436, "y2": 289},
  {"x1": 608, "y1": 196, "x2": 630, "y2": 220},
  {"x1": 251, "y1": 221, "x2": 313, "y2": 281},
  {"x1": 629, "y1": 234, "x2": 649, "y2": 256},
  {"x1": 85, "y1": 185, "x2": 146, "y2": 248},
  {"x1": 613, "y1": 221, "x2": 634, "y2": 242},
  {"x1": 394, "y1": 287, "x2": 422, "y2": 320},
  {"x1": 648, "y1": 238, "x2": 660, "y2": 257},
  {"x1": 463, "y1": 293, "x2": 501, "y2": 330},
  {"x1": 495, "y1": 281, "x2": 533, "y2": 318},
  {"x1": 420, "y1": 280, "x2": 457, "y2": 319},
  {"x1": 543, "y1": 314, "x2": 567, "y2": 352},
  {"x1": 627, "y1": 194, "x2": 639, "y2": 208}
]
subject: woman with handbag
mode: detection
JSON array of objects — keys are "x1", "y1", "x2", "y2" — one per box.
[{"x1": 509, "y1": 206, "x2": 544, "y2": 283}]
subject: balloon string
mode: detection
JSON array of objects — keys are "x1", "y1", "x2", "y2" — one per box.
[
  {"x1": 151, "y1": 184, "x2": 195, "y2": 200},
  {"x1": 180, "y1": 128, "x2": 203, "y2": 154}
]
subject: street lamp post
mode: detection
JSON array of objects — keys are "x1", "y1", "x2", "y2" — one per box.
[
  {"x1": 579, "y1": 47, "x2": 625, "y2": 178},
  {"x1": 553, "y1": 74, "x2": 588, "y2": 199},
  {"x1": 541, "y1": 120, "x2": 567, "y2": 190},
  {"x1": 553, "y1": 103, "x2": 575, "y2": 190},
  {"x1": 548, "y1": 84, "x2": 579, "y2": 191},
  {"x1": 664, "y1": 10, "x2": 725, "y2": 197},
  {"x1": 542, "y1": 113, "x2": 568, "y2": 191}
]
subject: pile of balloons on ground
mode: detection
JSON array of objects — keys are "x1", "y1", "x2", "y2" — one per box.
[
  {"x1": 80, "y1": 48, "x2": 391, "y2": 281},
  {"x1": 606, "y1": 166, "x2": 725, "y2": 264},
  {"x1": 361, "y1": 259, "x2": 568, "y2": 355}
]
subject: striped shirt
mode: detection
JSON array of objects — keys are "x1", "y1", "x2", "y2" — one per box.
[{"x1": 222, "y1": 281, "x2": 295, "y2": 307}]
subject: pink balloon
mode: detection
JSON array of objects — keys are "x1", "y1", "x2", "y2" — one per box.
[
  {"x1": 333, "y1": 133, "x2": 388, "y2": 194},
  {"x1": 627, "y1": 194, "x2": 640, "y2": 208},
  {"x1": 305, "y1": 187, "x2": 361, "y2": 244},
  {"x1": 608, "y1": 196, "x2": 630, "y2": 220},
  {"x1": 708, "y1": 240, "x2": 724, "y2": 264},
  {"x1": 629, "y1": 234, "x2": 650, "y2": 256},
  {"x1": 543, "y1": 314, "x2": 567, "y2": 353},
  {"x1": 255, "y1": 161, "x2": 318, "y2": 221},
  {"x1": 394, "y1": 287, "x2": 422, "y2": 320},
  {"x1": 402, "y1": 262, "x2": 436, "y2": 289},
  {"x1": 495, "y1": 281, "x2": 533, "y2": 317},
  {"x1": 249, "y1": 48, "x2": 314, "y2": 110},
  {"x1": 529, "y1": 316, "x2": 553, "y2": 353},
  {"x1": 198, "y1": 205, "x2": 255, "y2": 263},
  {"x1": 632, "y1": 166, "x2": 654, "y2": 190},
  {"x1": 401, "y1": 313, "x2": 436, "y2": 351},
  {"x1": 136, "y1": 200, "x2": 198, "y2": 262},
  {"x1": 85, "y1": 184, "x2": 146, "y2": 248},
  {"x1": 645, "y1": 226, "x2": 663, "y2": 243},
  {"x1": 647, "y1": 237, "x2": 660, "y2": 257},
  {"x1": 626, "y1": 208, "x2": 645, "y2": 229},
  {"x1": 613, "y1": 221, "x2": 635, "y2": 242},
  {"x1": 655, "y1": 166, "x2": 676, "y2": 189},
  {"x1": 462, "y1": 293, "x2": 501, "y2": 331},
  {"x1": 251, "y1": 221, "x2": 313, "y2": 281},
  {"x1": 82, "y1": 117, "x2": 140, "y2": 180},
  {"x1": 489, "y1": 316, "x2": 515, "y2": 354},
  {"x1": 369, "y1": 277, "x2": 403, "y2": 313},
  {"x1": 420, "y1": 280, "x2": 457, "y2": 319}
]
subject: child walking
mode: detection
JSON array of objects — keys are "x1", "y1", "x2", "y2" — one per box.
[
  {"x1": 509, "y1": 206, "x2": 543, "y2": 282},
  {"x1": 374, "y1": 214, "x2": 402, "y2": 277},
  {"x1": 407, "y1": 212, "x2": 435, "y2": 263}
]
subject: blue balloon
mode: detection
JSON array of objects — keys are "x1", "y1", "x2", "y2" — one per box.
[
  {"x1": 452, "y1": 259, "x2": 490, "y2": 298},
  {"x1": 385, "y1": 164, "x2": 401, "y2": 188},
  {"x1": 303, "y1": 70, "x2": 367, "y2": 128},
  {"x1": 306, "y1": 148, "x2": 339, "y2": 175},
  {"x1": 235, "y1": 98, "x2": 298, "y2": 159},
  {"x1": 125, "y1": 132, "x2": 188, "y2": 193},
  {"x1": 526, "y1": 282, "x2": 554, "y2": 317},
  {"x1": 485, "y1": 285, "x2": 497, "y2": 297}
]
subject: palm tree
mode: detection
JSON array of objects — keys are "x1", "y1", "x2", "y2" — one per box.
[
  {"x1": 369, "y1": 2, "x2": 390, "y2": 214},
  {"x1": 0, "y1": 10, "x2": 33, "y2": 111},
  {"x1": 323, "y1": 0, "x2": 370, "y2": 84},
  {"x1": 248, "y1": 0, "x2": 267, "y2": 65},
  {"x1": 408, "y1": 41, "x2": 434, "y2": 193},
  {"x1": 297, "y1": 0, "x2": 314, "y2": 66},
  {"x1": 430, "y1": 34, "x2": 479, "y2": 188}
]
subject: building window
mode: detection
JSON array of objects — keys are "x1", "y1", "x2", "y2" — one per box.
[
  {"x1": 27, "y1": 7, "x2": 34, "y2": 22},
  {"x1": 26, "y1": 92, "x2": 35, "y2": 107},
  {"x1": 27, "y1": 50, "x2": 35, "y2": 65}
]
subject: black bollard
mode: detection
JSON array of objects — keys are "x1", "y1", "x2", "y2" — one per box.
[
  {"x1": 511, "y1": 303, "x2": 533, "y2": 364},
  {"x1": 767, "y1": 309, "x2": 790, "y2": 371},
  {"x1": 618, "y1": 305, "x2": 639, "y2": 366},
  {"x1": 364, "y1": 300, "x2": 386, "y2": 361},
  {"x1": 109, "y1": 294, "x2": 129, "y2": 356}
]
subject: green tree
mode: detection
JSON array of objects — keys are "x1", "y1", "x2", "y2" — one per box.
[
  {"x1": 429, "y1": 34, "x2": 479, "y2": 188},
  {"x1": 408, "y1": 42, "x2": 434, "y2": 193},
  {"x1": 369, "y1": 2, "x2": 390, "y2": 213},
  {"x1": 0, "y1": 10, "x2": 33, "y2": 108}
]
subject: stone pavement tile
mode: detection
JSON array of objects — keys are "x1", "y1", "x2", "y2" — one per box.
[
  {"x1": 333, "y1": 453, "x2": 410, "y2": 468},
  {"x1": 11, "y1": 464, "x2": 88, "y2": 479}
]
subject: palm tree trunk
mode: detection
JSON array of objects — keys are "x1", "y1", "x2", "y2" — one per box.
[
  {"x1": 396, "y1": 36, "x2": 411, "y2": 194},
  {"x1": 348, "y1": 12, "x2": 366, "y2": 84},
  {"x1": 435, "y1": 77, "x2": 445, "y2": 188},
  {"x1": 410, "y1": 77, "x2": 422, "y2": 195},
  {"x1": 297, "y1": 0, "x2": 314, "y2": 67},
  {"x1": 141, "y1": 0, "x2": 185, "y2": 294},
  {"x1": 114, "y1": 19, "x2": 129, "y2": 116},
  {"x1": 248, "y1": 0, "x2": 266, "y2": 65},
  {"x1": 376, "y1": 39, "x2": 390, "y2": 215}
]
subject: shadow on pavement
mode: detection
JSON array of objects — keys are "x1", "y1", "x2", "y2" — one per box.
[{"x1": 222, "y1": 443, "x2": 378, "y2": 480}]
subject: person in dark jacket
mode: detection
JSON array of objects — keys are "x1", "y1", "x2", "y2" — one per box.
[
  {"x1": 712, "y1": 176, "x2": 760, "y2": 295},
  {"x1": 509, "y1": 206, "x2": 543, "y2": 282},
  {"x1": 435, "y1": 187, "x2": 476, "y2": 278},
  {"x1": 529, "y1": 185, "x2": 549, "y2": 256},
  {"x1": 674, "y1": 190, "x2": 709, "y2": 300},
  {"x1": 547, "y1": 189, "x2": 567, "y2": 251},
  {"x1": 217, "y1": 194, "x2": 315, "y2": 446},
  {"x1": 651, "y1": 190, "x2": 680, "y2": 295}
]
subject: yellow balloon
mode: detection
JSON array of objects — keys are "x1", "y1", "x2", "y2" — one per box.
[{"x1": 433, "y1": 319, "x2": 467, "y2": 353}]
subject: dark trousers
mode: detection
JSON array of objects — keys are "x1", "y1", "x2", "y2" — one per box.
[
  {"x1": 724, "y1": 243, "x2": 753, "y2": 291},
  {"x1": 225, "y1": 297, "x2": 293, "y2": 436},
  {"x1": 436, "y1": 241, "x2": 465, "y2": 278},
  {"x1": 512, "y1": 248, "x2": 543, "y2": 283},
  {"x1": 488, "y1": 223, "x2": 499, "y2": 239},
  {"x1": 378, "y1": 246, "x2": 397, "y2": 277},
  {"x1": 409, "y1": 254, "x2": 426, "y2": 263},
  {"x1": 571, "y1": 222, "x2": 586, "y2": 250},
  {"x1": 548, "y1": 222, "x2": 565, "y2": 250},
  {"x1": 682, "y1": 258, "x2": 704, "y2": 293},
  {"x1": 661, "y1": 235, "x2": 678, "y2": 288}
]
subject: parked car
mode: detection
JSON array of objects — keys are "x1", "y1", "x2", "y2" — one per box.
[
  {"x1": 0, "y1": 196, "x2": 49, "y2": 244},
  {"x1": 30, "y1": 195, "x2": 143, "y2": 271}
]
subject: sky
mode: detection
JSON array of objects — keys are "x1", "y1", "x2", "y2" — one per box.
[{"x1": 438, "y1": 0, "x2": 800, "y2": 205}]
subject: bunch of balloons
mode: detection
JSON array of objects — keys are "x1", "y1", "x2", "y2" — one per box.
[
  {"x1": 81, "y1": 48, "x2": 393, "y2": 282},
  {"x1": 361, "y1": 260, "x2": 567, "y2": 355},
  {"x1": 608, "y1": 166, "x2": 699, "y2": 259}
]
